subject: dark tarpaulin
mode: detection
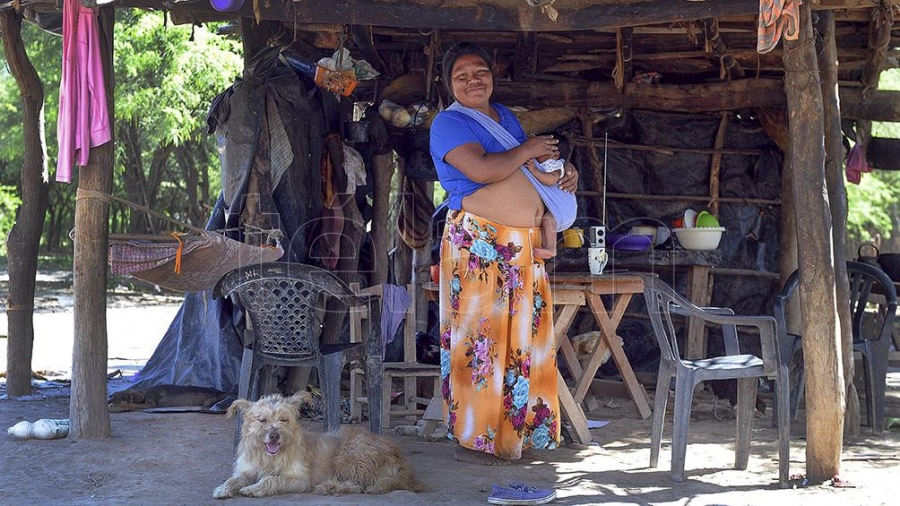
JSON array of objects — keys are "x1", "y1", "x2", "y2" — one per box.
[
  {"x1": 558, "y1": 110, "x2": 783, "y2": 395},
  {"x1": 133, "y1": 48, "x2": 333, "y2": 393},
  {"x1": 131, "y1": 196, "x2": 243, "y2": 392}
]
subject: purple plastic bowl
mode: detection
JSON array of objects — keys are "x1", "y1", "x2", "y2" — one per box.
[
  {"x1": 210, "y1": 0, "x2": 244, "y2": 12},
  {"x1": 607, "y1": 233, "x2": 653, "y2": 251}
]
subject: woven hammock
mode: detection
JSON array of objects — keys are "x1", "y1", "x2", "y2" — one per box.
[
  {"x1": 78, "y1": 189, "x2": 285, "y2": 293},
  {"x1": 108, "y1": 231, "x2": 284, "y2": 293}
]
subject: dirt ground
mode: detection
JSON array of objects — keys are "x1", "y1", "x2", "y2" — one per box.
[{"x1": 2, "y1": 271, "x2": 900, "y2": 505}]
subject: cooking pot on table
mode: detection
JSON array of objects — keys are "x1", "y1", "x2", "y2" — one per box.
[{"x1": 858, "y1": 243, "x2": 900, "y2": 282}]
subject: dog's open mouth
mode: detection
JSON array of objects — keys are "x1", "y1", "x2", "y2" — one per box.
[{"x1": 264, "y1": 431, "x2": 282, "y2": 455}]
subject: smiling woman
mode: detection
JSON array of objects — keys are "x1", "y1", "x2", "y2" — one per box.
[{"x1": 428, "y1": 42, "x2": 580, "y2": 469}]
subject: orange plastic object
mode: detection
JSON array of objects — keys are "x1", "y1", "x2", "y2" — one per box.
[{"x1": 314, "y1": 65, "x2": 358, "y2": 97}]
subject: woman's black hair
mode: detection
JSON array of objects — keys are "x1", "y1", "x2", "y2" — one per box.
[{"x1": 440, "y1": 42, "x2": 494, "y2": 100}]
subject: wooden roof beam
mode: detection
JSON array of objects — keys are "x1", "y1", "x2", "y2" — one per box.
[
  {"x1": 493, "y1": 77, "x2": 900, "y2": 121},
  {"x1": 861, "y1": 3, "x2": 894, "y2": 91},
  {"x1": 154, "y1": 0, "x2": 767, "y2": 32}
]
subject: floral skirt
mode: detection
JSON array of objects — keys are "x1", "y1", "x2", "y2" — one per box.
[{"x1": 439, "y1": 210, "x2": 561, "y2": 460}]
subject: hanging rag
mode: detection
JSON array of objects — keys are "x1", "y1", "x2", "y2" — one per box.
[
  {"x1": 379, "y1": 284, "x2": 412, "y2": 356},
  {"x1": 446, "y1": 102, "x2": 576, "y2": 231},
  {"x1": 398, "y1": 177, "x2": 435, "y2": 249},
  {"x1": 56, "y1": 0, "x2": 112, "y2": 183},
  {"x1": 342, "y1": 144, "x2": 367, "y2": 195},
  {"x1": 757, "y1": 0, "x2": 801, "y2": 54},
  {"x1": 312, "y1": 139, "x2": 344, "y2": 268},
  {"x1": 845, "y1": 143, "x2": 872, "y2": 185}
]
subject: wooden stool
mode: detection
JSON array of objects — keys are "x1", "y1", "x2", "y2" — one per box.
[{"x1": 349, "y1": 283, "x2": 441, "y2": 429}]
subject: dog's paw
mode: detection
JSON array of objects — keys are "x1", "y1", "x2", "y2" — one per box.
[
  {"x1": 212, "y1": 484, "x2": 235, "y2": 499},
  {"x1": 313, "y1": 483, "x2": 335, "y2": 495},
  {"x1": 315, "y1": 480, "x2": 363, "y2": 495},
  {"x1": 238, "y1": 484, "x2": 268, "y2": 498}
]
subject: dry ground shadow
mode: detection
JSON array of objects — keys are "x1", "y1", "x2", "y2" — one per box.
[{"x1": 2, "y1": 372, "x2": 899, "y2": 506}]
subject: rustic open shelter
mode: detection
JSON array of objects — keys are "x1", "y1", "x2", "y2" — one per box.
[{"x1": 3, "y1": 0, "x2": 900, "y2": 485}]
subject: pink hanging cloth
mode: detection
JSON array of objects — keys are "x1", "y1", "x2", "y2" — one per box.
[
  {"x1": 56, "y1": 0, "x2": 112, "y2": 183},
  {"x1": 757, "y1": 0, "x2": 801, "y2": 54}
]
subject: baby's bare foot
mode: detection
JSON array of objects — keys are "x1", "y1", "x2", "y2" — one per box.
[
  {"x1": 454, "y1": 446, "x2": 511, "y2": 466},
  {"x1": 533, "y1": 247, "x2": 557, "y2": 259}
]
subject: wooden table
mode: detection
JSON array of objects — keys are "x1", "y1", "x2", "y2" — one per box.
[
  {"x1": 550, "y1": 272, "x2": 652, "y2": 445},
  {"x1": 552, "y1": 248, "x2": 722, "y2": 359}
]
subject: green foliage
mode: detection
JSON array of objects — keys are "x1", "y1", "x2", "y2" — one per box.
[
  {"x1": 0, "y1": 22, "x2": 61, "y2": 187},
  {"x1": 843, "y1": 69, "x2": 900, "y2": 245},
  {"x1": 846, "y1": 172, "x2": 894, "y2": 242},
  {"x1": 114, "y1": 10, "x2": 243, "y2": 147},
  {"x1": 0, "y1": 185, "x2": 22, "y2": 248},
  {"x1": 0, "y1": 11, "x2": 242, "y2": 252}
]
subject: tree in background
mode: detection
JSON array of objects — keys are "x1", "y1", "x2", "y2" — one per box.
[
  {"x1": 0, "y1": 10, "x2": 242, "y2": 254},
  {"x1": 1, "y1": 7, "x2": 50, "y2": 396},
  {"x1": 112, "y1": 10, "x2": 242, "y2": 234},
  {"x1": 846, "y1": 68, "x2": 900, "y2": 255},
  {"x1": 0, "y1": 9, "x2": 242, "y2": 395}
]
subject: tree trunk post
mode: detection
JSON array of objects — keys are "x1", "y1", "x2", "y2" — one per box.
[
  {"x1": 370, "y1": 149, "x2": 394, "y2": 286},
  {"x1": 1, "y1": 9, "x2": 50, "y2": 397},
  {"x1": 70, "y1": 7, "x2": 115, "y2": 440},
  {"x1": 782, "y1": 2, "x2": 843, "y2": 480},
  {"x1": 816, "y1": 10, "x2": 858, "y2": 436}
]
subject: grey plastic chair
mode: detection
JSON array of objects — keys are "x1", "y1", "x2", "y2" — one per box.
[
  {"x1": 639, "y1": 274, "x2": 789, "y2": 486},
  {"x1": 774, "y1": 261, "x2": 897, "y2": 433},
  {"x1": 213, "y1": 263, "x2": 384, "y2": 438}
]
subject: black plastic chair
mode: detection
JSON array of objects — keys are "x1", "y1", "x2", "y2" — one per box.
[
  {"x1": 213, "y1": 263, "x2": 384, "y2": 438},
  {"x1": 640, "y1": 274, "x2": 789, "y2": 485},
  {"x1": 774, "y1": 261, "x2": 897, "y2": 433}
]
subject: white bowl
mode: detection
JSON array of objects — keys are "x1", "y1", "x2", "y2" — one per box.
[{"x1": 673, "y1": 227, "x2": 725, "y2": 250}]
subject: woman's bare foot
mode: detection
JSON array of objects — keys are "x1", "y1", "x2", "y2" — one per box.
[
  {"x1": 454, "y1": 446, "x2": 511, "y2": 466},
  {"x1": 533, "y1": 247, "x2": 557, "y2": 259}
]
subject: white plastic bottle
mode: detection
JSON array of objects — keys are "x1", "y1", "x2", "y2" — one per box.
[{"x1": 7, "y1": 419, "x2": 70, "y2": 440}]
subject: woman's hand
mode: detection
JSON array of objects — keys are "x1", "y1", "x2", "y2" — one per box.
[
  {"x1": 558, "y1": 162, "x2": 579, "y2": 193},
  {"x1": 522, "y1": 135, "x2": 559, "y2": 161}
]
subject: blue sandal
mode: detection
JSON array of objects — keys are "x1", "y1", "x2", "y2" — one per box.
[{"x1": 487, "y1": 482, "x2": 556, "y2": 505}]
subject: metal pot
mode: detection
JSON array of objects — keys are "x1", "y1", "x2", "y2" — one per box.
[
  {"x1": 344, "y1": 120, "x2": 369, "y2": 143},
  {"x1": 857, "y1": 243, "x2": 900, "y2": 282},
  {"x1": 857, "y1": 243, "x2": 881, "y2": 268}
]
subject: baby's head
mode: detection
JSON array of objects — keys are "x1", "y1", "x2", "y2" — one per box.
[{"x1": 536, "y1": 152, "x2": 561, "y2": 163}]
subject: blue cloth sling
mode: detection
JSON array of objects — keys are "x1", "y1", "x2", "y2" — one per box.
[{"x1": 446, "y1": 102, "x2": 577, "y2": 231}]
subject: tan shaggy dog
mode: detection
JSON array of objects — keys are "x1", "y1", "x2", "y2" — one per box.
[{"x1": 212, "y1": 392, "x2": 419, "y2": 499}]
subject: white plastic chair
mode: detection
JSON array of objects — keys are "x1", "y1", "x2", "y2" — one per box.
[{"x1": 639, "y1": 274, "x2": 789, "y2": 486}]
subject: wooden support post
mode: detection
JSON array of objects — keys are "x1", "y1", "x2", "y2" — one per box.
[
  {"x1": 70, "y1": 7, "x2": 114, "y2": 440},
  {"x1": 708, "y1": 111, "x2": 729, "y2": 216},
  {"x1": 684, "y1": 265, "x2": 713, "y2": 360},
  {"x1": 578, "y1": 112, "x2": 607, "y2": 227},
  {"x1": 371, "y1": 151, "x2": 394, "y2": 285},
  {"x1": 816, "y1": 11, "x2": 858, "y2": 436},
  {"x1": 412, "y1": 181, "x2": 434, "y2": 332},
  {"x1": 782, "y1": 1, "x2": 843, "y2": 482}
]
